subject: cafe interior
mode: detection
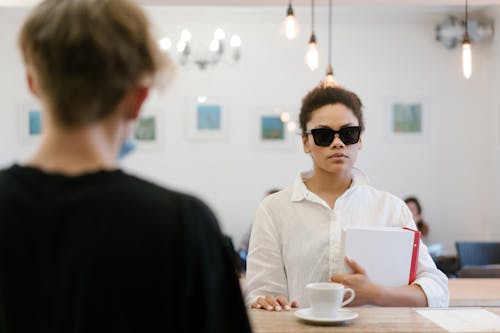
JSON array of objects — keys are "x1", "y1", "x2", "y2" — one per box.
[{"x1": 1, "y1": 0, "x2": 500, "y2": 331}]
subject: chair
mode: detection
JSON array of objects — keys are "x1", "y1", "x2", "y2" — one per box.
[{"x1": 455, "y1": 241, "x2": 500, "y2": 278}]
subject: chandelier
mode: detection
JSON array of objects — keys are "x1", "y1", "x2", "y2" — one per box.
[
  {"x1": 435, "y1": 0, "x2": 494, "y2": 79},
  {"x1": 159, "y1": 28, "x2": 242, "y2": 70}
]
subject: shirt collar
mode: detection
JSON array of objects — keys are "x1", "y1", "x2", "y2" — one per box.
[{"x1": 291, "y1": 167, "x2": 369, "y2": 202}]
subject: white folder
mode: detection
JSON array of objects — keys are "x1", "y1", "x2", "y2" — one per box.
[{"x1": 340, "y1": 226, "x2": 420, "y2": 287}]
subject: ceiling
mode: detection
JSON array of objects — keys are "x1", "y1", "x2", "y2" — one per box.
[
  {"x1": 140, "y1": 0, "x2": 500, "y2": 6},
  {"x1": 2, "y1": 0, "x2": 500, "y2": 7}
]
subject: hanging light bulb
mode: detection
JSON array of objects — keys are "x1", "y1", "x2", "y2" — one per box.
[
  {"x1": 322, "y1": 0, "x2": 339, "y2": 86},
  {"x1": 180, "y1": 29, "x2": 192, "y2": 42},
  {"x1": 230, "y1": 35, "x2": 242, "y2": 48},
  {"x1": 209, "y1": 39, "x2": 220, "y2": 52},
  {"x1": 306, "y1": 33, "x2": 319, "y2": 71},
  {"x1": 158, "y1": 37, "x2": 172, "y2": 51},
  {"x1": 462, "y1": 0, "x2": 472, "y2": 79},
  {"x1": 214, "y1": 28, "x2": 226, "y2": 40},
  {"x1": 281, "y1": 1, "x2": 300, "y2": 40},
  {"x1": 177, "y1": 29, "x2": 191, "y2": 56},
  {"x1": 323, "y1": 65, "x2": 339, "y2": 87},
  {"x1": 462, "y1": 38, "x2": 472, "y2": 79},
  {"x1": 287, "y1": 121, "x2": 297, "y2": 132},
  {"x1": 305, "y1": 0, "x2": 319, "y2": 71},
  {"x1": 280, "y1": 111, "x2": 290, "y2": 123}
]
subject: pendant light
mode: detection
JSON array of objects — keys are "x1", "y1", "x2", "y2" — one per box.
[
  {"x1": 462, "y1": 0, "x2": 472, "y2": 79},
  {"x1": 323, "y1": 0, "x2": 339, "y2": 87},
  {"x1": 305, "y1": 0, "x2": 319, "y2": 71},
  {"x1": 281, "y1": 0, "x2": 300, "y2": 40}
]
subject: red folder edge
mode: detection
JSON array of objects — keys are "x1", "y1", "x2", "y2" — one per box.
[{"x1": 402, "y1": 227, "x2": 420, "y2": 285}]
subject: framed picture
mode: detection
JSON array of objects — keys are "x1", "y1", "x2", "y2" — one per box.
[
  {"x1": 250, "y1": 106, "x2": 298, "y2": 151},
  {"x1": 18, "y1": 101, "x2": 43, "y2": 146},
  {"x1": 185, "y1": 96, "x2": 229, "y2": 141},
  {"x1": 387, "y1": 97, "x2": 429, "y2": 140},
  {"x1": 497, "y1": 105, "x2": 500, "y2": 147},
  {"x1": 133, "y1": 106, "x2": 165, "y2": 151}
]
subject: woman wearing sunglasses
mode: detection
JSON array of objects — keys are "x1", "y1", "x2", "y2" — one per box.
[{"x1": 245, "y1": 85, "x2": 448, "y2": 311}]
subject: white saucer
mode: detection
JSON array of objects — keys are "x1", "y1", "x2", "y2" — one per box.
[{"x1": 294, "y1": 308, "x2": 358, "y2": 324}]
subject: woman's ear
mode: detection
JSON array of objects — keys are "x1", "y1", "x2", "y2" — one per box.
[
  {"x1": 302, "y1": 134, "x2": 311, "y2": 153},
  {"x1": 26, "y1": 69, "x2": 40, "y2": 97},
  {"x1": 358, "y1": 134, "x2": 363, "y2": 150}
]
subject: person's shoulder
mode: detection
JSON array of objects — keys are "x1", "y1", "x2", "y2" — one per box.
[
  {"x1": 112, "y1": 171, "x2": 181, "y2": 198},
  {"x1": 114, "y1": 171, "x2": 212, "y2": 212},
  {"x1": 0, "y1": 164, "x2": 26, "y2": 189},
  {"x1": 353, "y1": 183, "x2": 406, "y2": 207},
  {"x1": 0, "y1": 164, "x2": 20, "y2": 179},
  {"x1": 260, "y1": 187, "x2": 291, "y2": 207},
  {"x1": 0, "y1": 168, "x2": 10, "y2": 183},
  {"x1": 108, "y1": 172, "x2": 220, "y2": 234}
]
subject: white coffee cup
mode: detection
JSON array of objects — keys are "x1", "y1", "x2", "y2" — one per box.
[{"x1": 306, "y1": 282, "x2": 355, "y2": 318}]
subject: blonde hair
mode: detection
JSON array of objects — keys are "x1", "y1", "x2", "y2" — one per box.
[{"x1": 19, "y1": 0, "x2": 170, "y2": 127}]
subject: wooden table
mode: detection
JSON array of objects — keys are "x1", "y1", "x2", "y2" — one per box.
[
  {"x1": 449, "y1": 278, "x2": 500, "y2": 307},
  {"x1": 248, "y1": 307, "x2": 500, "y2": 333}
]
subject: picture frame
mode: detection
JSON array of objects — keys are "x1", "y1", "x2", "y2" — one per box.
[
  {"x1": 497, "y1": 105, "x2": 500, "y2": 147},
  {"x1": 185, "y1": 96, "x2": 229, "y2": 141},
  {"x1": 250, "y1": 106, "x2": 299, "y2": 151},
  {"x1": 18, "y1": 101, "x2": 43, "y2": 146},
  {"x1": 132, "y1": 105, "x2": 165, "y2": 151},
  {"x1": 387, "y1": 97, "x2": 429, "y2": 140}
]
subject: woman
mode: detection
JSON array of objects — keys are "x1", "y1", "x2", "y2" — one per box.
[
  {"x1": 245, "y1": 85, "x2": 448, "y2": 311},
  {"x1": 0, "y1": 1, "x2": 250, "y2": 331},
  {"x1": 405, "y1": 196, "x2": 430, "y2": 244}
]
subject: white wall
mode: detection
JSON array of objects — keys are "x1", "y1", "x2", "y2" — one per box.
[
  {"x1": 484, "y1": 7, "x2": 500, "y2": 239},
  {"x1": 0, "y1": 5, "x2": 498, "y2": 253}
]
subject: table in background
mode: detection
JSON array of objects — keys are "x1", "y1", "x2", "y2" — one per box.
[
  {"x1": 449, "y1": 278, "x2": 500, "y2": 307},
  {"x1": 248, "y1": 307, "x2": 500, "y2": 333},
  {"x1": 456, "y1": 264, "x2": 500, "y2": 278}
]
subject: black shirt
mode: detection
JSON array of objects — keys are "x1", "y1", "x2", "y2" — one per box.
[{"x1": 0, "y1": 165, "x2": 251, "y2": 333}]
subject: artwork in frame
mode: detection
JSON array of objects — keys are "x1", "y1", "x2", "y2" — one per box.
[
  {"x1": 261, "y1": 116, "x2": 285, "y2": 140},
  {"x1": 185, "y1": 96, "x2": 229, "y2": 141},
  {"x1": 29, "y1": 110, "x2": 42, "y2": 136},
  {"x1": 387, "y1": 97, "x2": 429, "y2": 140},
  {"x1": 497, "y1": 105, "x2": 500, "y2": 147},
  {"x1": 18, "y1": 101, "x2": 44, "y2": 146},
  {"x1": 251, "y1": 106, "x2": 298, "y2": 151},
  {"x1": 132, "y1": 106, "x2": 165, "y2": 151}
]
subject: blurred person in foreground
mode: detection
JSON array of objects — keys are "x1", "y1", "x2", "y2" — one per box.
[{"x1": 0, "y1": 1, "x2": 251, "y2": 332}]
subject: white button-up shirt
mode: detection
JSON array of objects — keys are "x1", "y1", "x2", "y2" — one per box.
[{"x1": 245, "y1": 168, "x2": 449, "y2": 308}]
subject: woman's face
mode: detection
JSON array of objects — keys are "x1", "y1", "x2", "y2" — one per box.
[
  {"x1": 302, "y1": 103, "x2": 362, "y2": 176},
  {"x1": 406, "y1": 201, "x2": 421, "y2": 221}
]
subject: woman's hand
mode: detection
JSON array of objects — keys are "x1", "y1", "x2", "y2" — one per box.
[
  {"x1": 330, "y1": 256, "x2": 381, "y2": 306},
  {"x1": 251, "y1": 295, "x2": 298, "y2": 311}
]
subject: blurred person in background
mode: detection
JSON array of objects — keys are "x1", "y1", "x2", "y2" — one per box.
[
  {"x1": 405, "y1": 196, "x2": 446, "y2": 260},
  {"x1": 404, "y1": 196, "x2": 430, "y2": 243}
]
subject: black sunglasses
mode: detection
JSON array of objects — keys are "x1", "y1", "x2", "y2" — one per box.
[{"x1": 305, "y1": 126, "x2": 361, "y2": 146}]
